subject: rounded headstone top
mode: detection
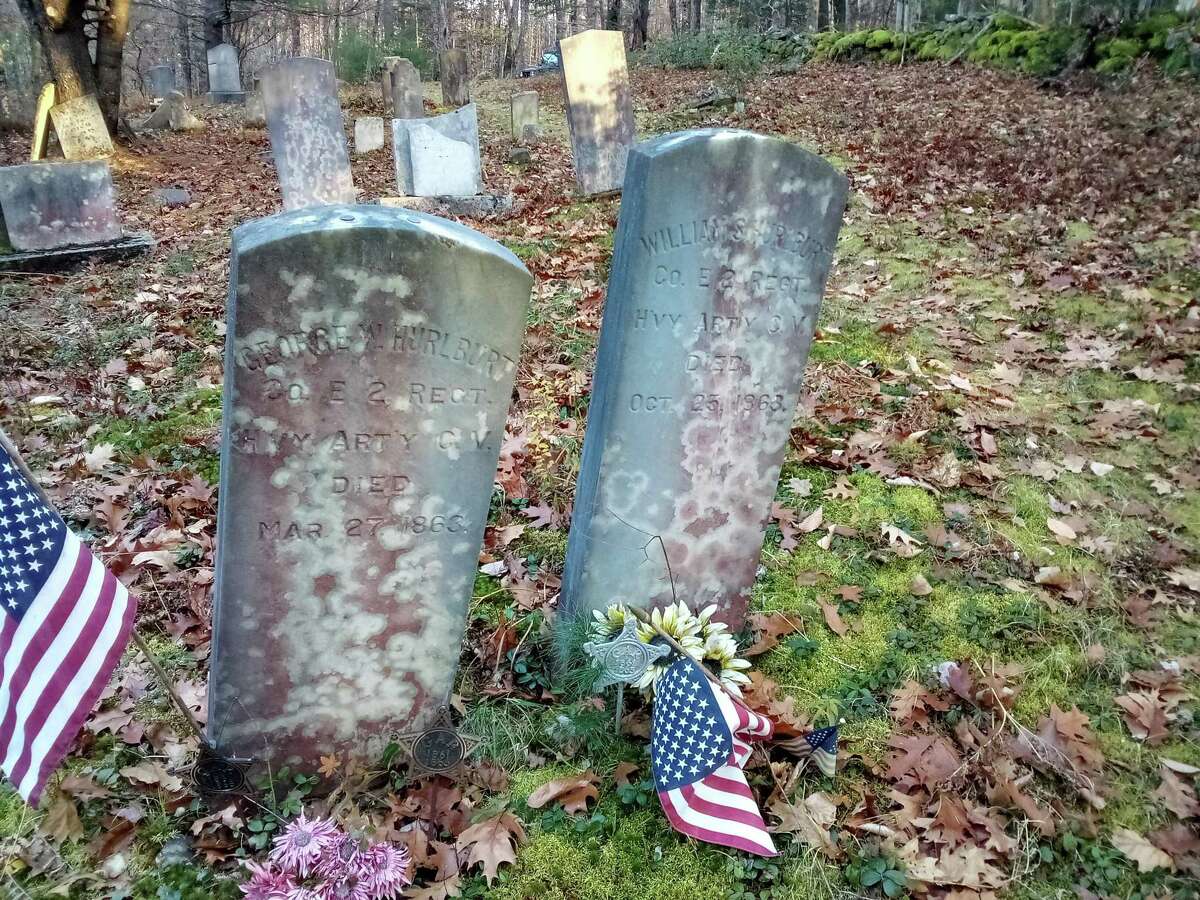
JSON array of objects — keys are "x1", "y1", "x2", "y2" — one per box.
[
  {"x1": 634, "y1": 129, "x2": 848, "y2": 186},
  {"x1": 231, "y1": 204, "x2": 530, "y2": 279}
]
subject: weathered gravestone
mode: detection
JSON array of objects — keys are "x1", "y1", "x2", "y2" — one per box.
[
  {"x1": 141, "y1": 91, "x2": 203, "y2": 132},
  {"x1": 146, "y1": 65, "x2": 175, "y2": 98},
  {"x1": 261, "y1": 57, "x2": 355, "y2": 210},
  {"x1": 207, "y1": 44, "x2": 245, "y2": 102},
  {"x1": 409, "y1": 126, "x2": 477, "y2": 197},
  {"x1": 381, "y1": 57, "x2": 402, "y2": 108},
  {"x1": 0, "y1": 160, "x2": 121, "y2": 250},
  {"x1": 439, "y1": 49, "x2": 469, "y2": 106},
  {"x1": 560, "y1": 129, "x2": 848, "y2": 629},
  {"x1": 559, "y1": 30, "x2": 635, "y2": 195},
  {"x1": 49, "y1": 95, "x2": 114, "y2": 160},
  {"x1": 511, "y1": 91, "x2": 538, "y2": 141},
  {"x1": 30, "y1": 83, "x2": 55, "y2": 162},
  {"x1": 354, "y1": 116, "x2": 385, "y2": 155},
  {"x1": 392, "y1": 104, "x2": 481, "y2": 197},
  {"x1": 388, "y1": 59, "x2": 423, "y2": 118},
  {"x1": 209, "y1": 204, "x2": 532, "y2": 770}
]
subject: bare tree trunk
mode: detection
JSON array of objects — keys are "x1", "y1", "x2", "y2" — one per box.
[
  {"x1": 502, "y1": 0, "x2": 518, "y2": 73},
  {"x1": 14, "y1": 0, "x2": 98, "y2": 102},
  {"x1": 631, "y1": 0, "x2": 648, "y2": 47},
  {"x1": 177, "y1": 3, "x2": 193, "y2": 94},
  {"x1": 817, "y1": 0, "x2": 830, "y2": 30},
  {"x1": 689, "y1": 0, "x2": 700, "y2": 32},
  {"x1": 290, "y1": 13, "x2": 302, "y2": 54},
  {"x1": 516, "y1": 0, "x2": 529, "y2": 65},
  {"x1": 94, "y1": 0, "x2": 129, "y2": 129},
  {"x1": 667, "y1": 0, "x2": 678, "y2": 32},
  {"x1": 605, "y1": 0, "x2": 621, "y2": 29}
]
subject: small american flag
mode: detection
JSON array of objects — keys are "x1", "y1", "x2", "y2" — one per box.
[
  {"x1": 775, "y1": 725, "x2": 840, "y2": 778},
  {"x1": 0, "y1": 443, "x2": 136, "y2": 804},
  {"x1": 651, "y1": 657, "x2": 777, "y2": 856}
]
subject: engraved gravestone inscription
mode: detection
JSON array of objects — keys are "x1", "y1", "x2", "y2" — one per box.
[
  {"x1": 0, "y1": 160, "x2": 121, "y2": 250},
  {"x1": 261, "y1": 57, "x2": 355, "y2": 210},
  {"x1": 559, "y1": 30, "x2": 635, "y2": 195},
  {"x1": 209, "y1": 205, "x2": 532, "y2": 770},
  {"x1": 561, "y1": 130, "x2": 847, "y2": 629},
  {"x1": 49, "y1": 95, "x2": 114, "y2": 161}
]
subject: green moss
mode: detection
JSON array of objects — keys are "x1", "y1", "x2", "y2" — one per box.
[
  {"x1": 865, "y1": 29, "x2": 894, "y2": 50},
  {"x1": 809, "y1": 319, "x2": 897, "y2": 367},
  {"x1": 95, "y1": 387, "x2": 222, "y2": 481}
]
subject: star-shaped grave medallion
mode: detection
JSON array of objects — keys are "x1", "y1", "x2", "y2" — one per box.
[
  {"x1": 393, "y1": 707, "x2": 480, "y2": 777},
  {"x1": 583, "y1": 617, "x2": 672, "y2": 690}
]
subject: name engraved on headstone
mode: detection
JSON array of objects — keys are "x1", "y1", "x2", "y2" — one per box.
[
  {"x1": 209, "y1": 205, "x2": 532, "y2": 770},
  {"x1": 561, "y1": 129, "x2": 847, "y2": 629},
  {"x1": 49, "y1": 95, "x2": 114, "y2": 161}
]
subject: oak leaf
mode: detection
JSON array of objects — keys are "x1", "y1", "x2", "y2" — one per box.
[
  {"x1": 455, "y1": 812, "x2": 525, "y2": 884},
  {"x1": 1154, "y1": 766, "x2": 1200, "y2": 819},
  {"x1": 1112, "y1": 828, "x2": 1174, "y2": 873},
  {"x1": 745, "y1": 611, "x2": 805, "y2": 656},
  {"x1": 526, "y1": 771, "x2": 599, "y2": 815},
  {"x1": 119, "y1": 761, "x2": 183, "y2": 793},
  {"x1": 769, "y1": 791, "x2": 840, "y2": 858},
  {"x1": 1114, "y1": 689, "x2": 1170, "y2": 744},
  {"x1": 816, "y1": 598, "x2": 848, "y2": 637}
]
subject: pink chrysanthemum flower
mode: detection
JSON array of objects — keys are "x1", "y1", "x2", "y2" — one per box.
[
  {"x1": 240, "y1": 860, "x2": 297, "y2": 900},
  {"x1": 286, "y1": 888, "x2": 323, "y2": 900},
  {"x1": 269, "y1": 812, "x2": 342, "y2": 878},
  {"x1": 315, "y1": 833, "x2": 366, "y2": 881},
  {"x1": 362, "y1": 843, "x2": 412, "y2": 898},
  {"x1": 316, "y1": 874, "x2": 373, "y2": 900}
]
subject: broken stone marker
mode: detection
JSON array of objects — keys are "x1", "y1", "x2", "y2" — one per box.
[
  {"x1": 30, "y1": 83, "x2": 55, "y2": 162},
  {"x1": 207, "y1": 43, "x2": 245, "y2": 103},
  {"x1": 409, "y1": 126, "x2": 478, "y2": 198},
  {"x1": 0, "y1": 160, "x2": 121, "y2": 250},
  {"x1": 381, "y1": 57, "x2": 402, "y2": 109},
  {"x1": 260, "y1": 57, "x2": 355, "y2": 210},
  {"x1": 392, "y1": 104, "x2": 481, "y2": 197},
  {"x1": 146, "y1": 65, "x2": 175, "y2": 98},
  {"x1": 49, "y1": 95, "x2": 114, "y2": 161},
  {"x1": 439, "y1": 49, "x2": 469, "y2": 106},
  {"x1": 354, "y1": 117, "x2": 385, "y2": 155},
  {"x1": 511, "y1": 91, "x2": 538, "y2": 142},
  {"x1": 209, "y1": 203, "x2": 532, "y2": 771},
  {"x1": 388, "y1": 59, "x2": 423, "y2": 119},
  {"x1": 559, "y1": 30, "x2": 635, "y2": 195},
  {"x1": 560, "y1": 129, "x2": 848, "y2": 629},
  {"x1": 141, "y1": 91, "x2": 203, "y2": 132}
]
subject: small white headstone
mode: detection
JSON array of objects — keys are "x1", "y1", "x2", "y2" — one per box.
[
  {"x1": 354, "y1": 116, "x2": 385, "y2": 155},
  {"x1": 409, "y1": 126, "x2": 478, "y2": 198}
]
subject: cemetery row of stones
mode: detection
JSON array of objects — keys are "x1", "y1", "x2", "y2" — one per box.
[{"x1": 0, "y1": 32, "x2": 848, "y2": 777}]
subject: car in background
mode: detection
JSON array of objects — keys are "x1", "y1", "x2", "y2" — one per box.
[{"x1": 520, "y1": 49, "x2": 560, "y2": 78}]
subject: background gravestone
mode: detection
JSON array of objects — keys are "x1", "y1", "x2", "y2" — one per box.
[
  {"x1": 439, "y1": 49, "x2": 469, "y2": 106},
  {"x1": 261, "y1": 57, "x2": 355, "y2": 210},
  {"x1": 392, "y1": 104, "x2": 480, "y2": 196},
  {"x1": 207, "y1": 44, "x2": 245, "y2": 102},
  {"x1": 354, "y1": 116, "x2": 385, "y2": 154},
  {"x1": 0, "y1": 161, "x2": 121, "y2": 250},
  {"x1": 381, "y1": 56, "x2": 402, "y2": 108},
  {"x1": 209, "y1": 204, "x2": 532, "y2": 770},
  {"x1": 389, "y1": 59, "x2": 424, "y2": 118},
  {"x1": 409, "y1": 126, "x2": 477, "y2": 197},
  {"x1": 49, "y1": 95, "x2": 114, "y2": 160},
  {"x1": 146, "y1": 65, "x2": 175, "y2": 98},
  {"x1": 142, "y1": 91, "x2": 203, "y2": 132},
  {"x1": 511, "y1": 91, "x2": 538, "y2": 141},
  {"x1": 559, "y1": 30, "x2": 635, "y2": 195},
  {"x1": 560, "y1": 129, "x2": 847, "y2": 629},
  {"x1": 30, "y1": 83, "x2": 55, "y2": 162}
]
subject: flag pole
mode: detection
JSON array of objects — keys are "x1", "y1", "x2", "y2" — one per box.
[{"x1": 0, "y1": 425, "x2": 208, "y2": 748}]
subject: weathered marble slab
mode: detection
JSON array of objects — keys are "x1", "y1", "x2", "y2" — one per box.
[
  {"x1": 392, "y1": 104, "x2": 480, "y2": 197},
  {"x1": 409, "y1": 126, "x2": 476, "y2": 197},
  {"x1": 209, "y1": 204, "x2": 532, "y2": 770},
  {"x1": 207, "y1": 43, "x2": 243, "y2": 98},
  {"x1": 147, "y1": 65, "x2": 175, "y2": 98},
  {"x1": 388, "y1": 59, "x2": 423, "y2": 118},
  {"x1": 0, "y1": 160, "x2": 121, "y2": 251},
  {"x1": 559, "y1": 30, "x2": 635, "y2": 195},
  {"x1": 261, "y1": 57, "x2": 355, "y2": 210},
  {"x1": 49, "y1": 95, "x2": 114, "y2": 161},
  {"x1": 439, "y1": 49, "x2": 469, "y2": 106},
  {"x1": 30, "y1": 83, "x2": 55, "y2": 162},
  {"x1": 561, "y1": 130, "x2": 848, "y2": 629},
  {"x1": 354, "y1": 116, "x2": 385, "y2": 155},
  {"x1": 511, "y1": 91, "x2": 538, "y2": 141}
]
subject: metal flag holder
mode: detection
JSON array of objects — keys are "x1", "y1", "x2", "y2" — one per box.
[{"x1": 0, "y1": 426, "x2": 252, "y2": 797}]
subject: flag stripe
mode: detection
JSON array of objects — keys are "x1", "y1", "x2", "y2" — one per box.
[
  {"x1": 20, "y1": 582, "x2": 132, "y2": 799},
  {"x1": 662, "y1": 786, "x2": 777, "y2": 856},
  {"x1": 683, "y1": 779, "x2": 773, "y2": 829}
]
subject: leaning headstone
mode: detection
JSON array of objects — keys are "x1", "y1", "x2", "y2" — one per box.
[
  {"x1": 389, "y1": 59, "x2": 423, "y2": 119},
  {"x1": 439, "y1": 49, "x2": 469, "y2": 106},
  {"x1": 141, "y1": 91, "x2": 203, "y2": 132},
  {"x1": 209, "y1": 203, "x2": 532, "y2": 771},
  {"x1": 392, "y1": 104, "x2": 481, "y2": 197},
  {"x1": 559, "y1": 30, "x2": 635, "y2": 195},
  {"x1": 560, "y1": 129, "x2": 848, "y2": 629},
  {"x1": 511, "y1": 91, "x2": 538, "y2": 141},
  {"x1": 260, "y1": 57, "x2": 355, "y2": 211},
  {"x1": 354, "y1": 116, "x2": 385, "y2": 155},
  {"x1": 30, "y1": 83, "x2": 55, "y2": 162},
  {"x1": 0, "y1": 161, "x2": 121, "y2": 250},
  {"x1": 207, "y1": 44, "x2": 245, "y2": 103},
  {"x1": 49, "y1": 95, "x2": 114, "y2": 161},
  {"x1": 146, "y1": 65, "x2": 175, "y2": 98}
]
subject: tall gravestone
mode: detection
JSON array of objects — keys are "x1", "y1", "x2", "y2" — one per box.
[
  {"x1": 209, "y1": 204, "x2": 532, "y2": 770},
  {"x1": 387, "y1": 59, "x2": 423, "y2": 118},
  {"x1": 146, "y1": 66, "x2": 175, "y2": 98},
  {"x1": 392, "y1": 104, "x2": 481, "y2": 197},
  {"x1": 511, "y1": 91, "x2": 538, "y2": 141},
  {"x1": 559, "y1": 30, "x2": 635, "y2": 195},
  {"x1": 560, "y1": 130, "x2": 847, "y2": 629},
  {"x1": 49, "y1": 95, "x2": 114, "y2": 160},
  {"x1": 261, "y1": 57, "x2": 355, "y2": 211},
  {"x1": 439, "y1": 49, "x2": 469, "y2": 106},
  {"x1": 0, "y1": 161, "x2": 121, "y2": 250},
  {"x1": 381, "y1": 57, "x2": 402, "y2": 108},
  {"x1": 207, "y1": 44, "x2": 245, "y2": 102}
]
